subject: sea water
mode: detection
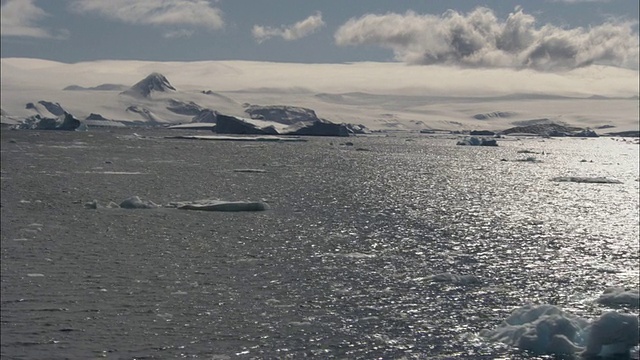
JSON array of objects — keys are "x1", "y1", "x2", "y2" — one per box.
[{"x1": 1, "y1": 128, "x2": 638, "y2": 359}]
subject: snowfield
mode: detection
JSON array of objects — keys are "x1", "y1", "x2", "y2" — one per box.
[{"x1": 1, "y1": 58, "x2": 638, "y2": 132}]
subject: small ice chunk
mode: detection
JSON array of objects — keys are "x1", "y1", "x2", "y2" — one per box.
[
  {"x1": 514, "y1": 157, "x2": 542, "y2": 163},
  {"x1": 429, "y1": 272, "x2": 480, "y2": 285},
  {"x1": 119, "y1": 196, "x2": 159, "y2": 209},
  {"x1": 233, "y1": 169, "x2": 267, "y2": 173},
  {"x1": 582, "y1": 311, "x2": 639, "y2": 357},
  {"x1": 169, "y1": 199, "x2": 269, "y2": 212},
  {"x1": 597, "y1": 287, "x2": 640, "y2": 308},
  {"x1": 456, "y1": 137, "x2": 498, "y2": 146},
  {"x1": 84, "y1": 200, "x2": 100, "y2": 209},
  {"x1": 550, "y1": 177, "x2": 622, "y2": 184},
  {"x1": 482, "y1": 304, "x2": 639, "y2": 357},
  {"x1": 480, "y1": 304, "x2": 587, "y2": 356},
  {"x1": 106, "y1": 201, "x2": 120, "y2": 208}
]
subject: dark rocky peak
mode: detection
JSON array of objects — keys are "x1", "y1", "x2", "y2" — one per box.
[
  {"x1": 25, "y1": 101, "x2": 66, "y2": 116},
  {"x1": 244, "y1": 105, "x2": 319, "y2": 125},
  {"x1": 122, "y1": 72, "x2": 176, "y2": 98},
  {"x1": 192, "y1": 109, "x2": 218, "y2": 123}
]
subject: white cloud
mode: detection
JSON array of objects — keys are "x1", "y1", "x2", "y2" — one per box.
[
  {"x1": 548, "y1": 0, "x2": 611, "y2": 3},
  {"x1": 335, "y1": 7, "x2": 639, "y2": 71},
  {"x1": 252, "y1": 12, "x2": 325, "y2": 43},
  {"x1": 0, "y1": 0, "x2": 65, "y2": 38},
  {"x1": 69, "y1": 0, "x2": 224, "y2": 30},
  {"x1": 163, "y1": 29, "x2": 194, "y2": 39}
]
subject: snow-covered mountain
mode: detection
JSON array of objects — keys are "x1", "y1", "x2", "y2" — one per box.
[
  {"x1": 1, "y1": 58, "x2": 638, "y2": 133},
  {"x1": 121, "y1": 72, "x2": 176, "y2": 98}
]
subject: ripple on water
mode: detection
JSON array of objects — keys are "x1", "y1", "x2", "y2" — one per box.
[{"x1": 1, "y1": 133, "x2": 637, "y2": 359}]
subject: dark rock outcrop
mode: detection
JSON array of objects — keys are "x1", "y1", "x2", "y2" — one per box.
[
  {"x1": 288, "y1": 120, "x2": 350, "y2": 137},
  {"x1": 212, "y1": 114, "x2": 352, "y2": 137},
  {"x1": 65, "y1": 84, "x2": 128, "y2": 91},
  {"x1": 121, "y1": 73, "x2": 176, "y2": 98},
  {"x1": 26, "y1": 101, "x2": 66, "y2": 116},
  {"x1": 571, "y1": 129, "x2": 598, "y2": 137},
  {"x1": 191, "y1": 109, "x2": 218, "y2": 123},
  {"x1": 215, "y1": 114, "x2": 278, "y2": 135},
  {"x1": 85, "y1": 113, "x2": 109, "y2": 120},
  {"x1": 126, "y1": 105, "x2": 159, "y2": 122},
  {"x1": 501, "y1": 123, "x2": 598, "y2": 137},
  {"x1": 473, "y1": 111, "x2": 516, "y2": 120},
  {"x1": 606, "y1": 130, "x2": 640, "y2": 137},
  {"x1": 244, "y1": 105, "x2": 319, "y2": 125},
  {"x1": 15, "y1": 112, "x2": 82, "y2": 131},
  {"x1": 166, "y1": 99, "x2": 203, "y2": 116},
  {"x1": 470, "y1": 130, "x2": 496, "y2": 136}
]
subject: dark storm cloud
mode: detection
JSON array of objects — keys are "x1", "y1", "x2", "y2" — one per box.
[{"x1": 334, "y1": 7, "x2": 639, "y2": 71}]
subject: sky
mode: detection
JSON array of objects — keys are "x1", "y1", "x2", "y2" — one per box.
[{"x1": 0, "y1": 0, "x2": 639, "y2": 71}]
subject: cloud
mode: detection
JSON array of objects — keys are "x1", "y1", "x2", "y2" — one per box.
[
  {"x1": 163, "y1": 29, "x2": 194, "y2": 39},
  {"x1": 252, "y1": 12, "x2": 325, "y2": 43},
  {"x1": 1, "y1": 0, "x2": 66, "y2": 38},
  {"x1": 548, "y1": 0, "x2": 611, "y2": 3},
  {"x1": 69, "y1": 0, "x2": 224, "y2": 30},
  {"x1": 334, "y1": 7, "x2": 639, "y2": 71}
]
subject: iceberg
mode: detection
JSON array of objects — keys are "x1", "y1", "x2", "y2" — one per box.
[
  {"x1": 481, "y1": 304, "x2": 639, "y2": 357},
  {"x1": 428, "y1": 272, "x2": 480, "y2": 285},
  {"x1": 167, "y1": 199, "x2": 269, "y2": 212},
  {"x1": 597, "y1": 287, "x2": 640, "y2": 308},
  {"x1": 87, "y1": 197, "x2": 269, "y2": 212},
  {"x1": 119, "y1": 196, "x2": 159, "y2": 209},
  {"x1": 287, "y1": 120, "x2": 351, "y2": 137},
  {"x1": 550, "y1": 177, "x2": 623, "y2": 184},
  {"x1": 13, "y1": 112, "x2": 83, "y2": 131},
  {"x1": 456, "y1": 136, "x2": 498, "y2": 146}
]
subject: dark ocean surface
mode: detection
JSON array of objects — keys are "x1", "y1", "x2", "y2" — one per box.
[{"x1": 1, "y1": 129, "x2": 638, "y2": 359}]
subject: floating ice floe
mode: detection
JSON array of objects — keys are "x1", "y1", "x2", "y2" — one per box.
[
  {"x1": 166, "y1": 199, "x2": 269, "y2": 212},
  {"x1": 456, "y1": 136, "x2": 498, "y2": 146},
  {"x1": 502, "y1": 156, "x2": 543, "y2": 163},
  {"x1": 597, "y1": 287, "x2": 640, "y2": 308},
  {"x1": 428, "y1": 272, "x2": 480, "y2": 285},
  {"x1": 85, "y1": 197, "x2": 269, "y2": 212},
  {"x1": 84, "y1": 200, "x2": 120, "y2": 209},
  {"x1": 233, "y1": 169, "x2": 267, "y2": 173},
  {"x1": 165, "y1": 135, "x2": 307, "y2": 142},
  {"x1": 119, "y1": 196, "x2": 160, "y2": 209},
  {"x1": 515, "y1": 156, "x2": 542, "y2": 163},
  {"x1": 481, "y1": 304, "x2": 639, "y2": 357},
  {"x1": 550, "y1": 177, "x2": 623, "y2": 184}
]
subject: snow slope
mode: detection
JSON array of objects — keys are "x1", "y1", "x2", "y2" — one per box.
[{"x1": 1, "y1": 58, "x2": 638, "y2": 132}]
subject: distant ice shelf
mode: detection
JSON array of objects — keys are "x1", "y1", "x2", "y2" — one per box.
[{"x1": 164, "y1": 135, "x2": 307, "y2": 142}]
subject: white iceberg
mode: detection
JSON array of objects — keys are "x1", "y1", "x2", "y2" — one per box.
[
  {"x1": 597, "y1": 287, "x2": 640, "y2": 308},
  {"x1": 481, "y1": 304, "x2": 639, "y2": 357},
  {"x1": 167, "y1": 199, "x2": 269, "y2": 212},
  {"x1": 119, "y1": 196, "x2": 159, "y2": 209}
]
